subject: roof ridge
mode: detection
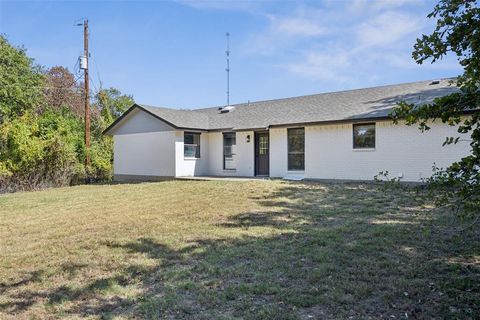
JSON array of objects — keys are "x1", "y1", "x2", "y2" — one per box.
[
  {"x1": 139, "y1": 104, "x2": 197, "y2": 112},
  {"x1": 139, "y1": 77, "x2": 456, "y2": 112},
  {"x1": 193, "y1": 77, "x2": 456, "y2": 111}
]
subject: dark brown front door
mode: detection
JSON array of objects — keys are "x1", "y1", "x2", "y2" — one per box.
[{"x1": 255, "y1": 132, "x2": 269, "y2": 176}]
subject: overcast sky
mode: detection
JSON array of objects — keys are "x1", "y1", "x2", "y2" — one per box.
[{"x1": 0, "y1": 0, "x2": 462, "y2": 109}]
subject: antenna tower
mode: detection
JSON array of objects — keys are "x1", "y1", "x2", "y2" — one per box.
[{"x1": 226, "y1": 32, "x2": 230, "y2": 106}]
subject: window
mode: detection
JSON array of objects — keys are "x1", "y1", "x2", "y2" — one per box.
[
  {"x1": 184, "y1": 132, "x2": 200, "y2": 158},
  {"x1": 223, "y1": 132, "x2": 236, "y2": 170},
  {"x1": 288, "y1": 128, "x2": 304, "y2": 171},
  {"x1": 353, "y1": 123, "x2": 375, "y2": 149},
  {"x1": 259, "y1": 136, "x2": 268, "y2": 155}
]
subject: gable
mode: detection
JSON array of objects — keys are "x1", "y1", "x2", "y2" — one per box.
[{"x1": 107, "y1": 107, "x2": 174, "y2": 135}]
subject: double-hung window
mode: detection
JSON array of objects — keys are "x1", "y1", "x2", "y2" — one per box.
[
  {"x1": 353, "y1": 123, "x2": 375, "y2": 149},
  {"x1": 184, "y1": 132, "x2": 200, "y2": 158},
  {"x1": 223, "y1": 132, "x2": 236, "y2": 170},
  {"x1": 287, "y1": 128, "x2": 305, "y2": 171}
]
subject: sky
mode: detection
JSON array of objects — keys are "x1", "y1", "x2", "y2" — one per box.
[{"x1": 0, "y1": 0, "x2": 462, "y2": 109}]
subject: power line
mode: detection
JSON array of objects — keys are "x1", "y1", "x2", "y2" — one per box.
[
  {"x1": 87, "y1": 30, "x2": 103, "y2": 90},
  {"x1": 1, "y1": 84, "x2": 84, "y2": 91},
  {"x1": 73, "y1": 57, "x2": 80, "y2": 76},
  {"x1": 2, "y1": 74, "x2": 84, "y2": 90},
  {"x1": 89, "y1": 55, "x2": 103, "y2": 92},
  {"x1": 89, "y1": 75, "x2": 99, "y2": 94}
]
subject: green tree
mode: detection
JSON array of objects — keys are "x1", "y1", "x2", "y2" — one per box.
[
  {"x1": 391, "y1": 0, "x2": 479, "y2": 216},
  {"x1": 0, "y1": 108, "x2": 84, "y2": 191},
  {"x1": 0, "y1": 36, "x2": 134, "y2": 190},
  {"x1": 89, "y1": 88, "x2": 134, "y2": 181},
  {"x1": 93, "y1": 87, "x2": 134, "y2": 129},
  {"x1": 0, "y1": 35, "x2": 45, "y2": 120}
]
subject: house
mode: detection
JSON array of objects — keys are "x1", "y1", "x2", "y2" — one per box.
[{"x1": 103, "y1": 79, "x2": 470, "y2": 182}]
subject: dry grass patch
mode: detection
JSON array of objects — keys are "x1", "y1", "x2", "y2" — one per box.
[{"x1": 0, "y1": 180, "x2": 478, "y2": 319}]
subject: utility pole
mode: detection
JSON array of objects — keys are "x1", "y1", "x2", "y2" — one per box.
[
  {"x1": 82, "y1": 20, "x2": 90, "y2": 180},
  {"x1": 76, "y1": 18, "x2": 90, "y2": 182}
]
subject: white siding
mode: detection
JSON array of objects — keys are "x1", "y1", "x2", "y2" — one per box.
[
  {"x1": 114, "y1": 131, "x2": 175, "y2": 177},
  {"x1": 207, "y1": 131, "x2": 255, "y2": 177},
  {"x1": 270, "y1": 120, "x2": 470, "y2": 182}
]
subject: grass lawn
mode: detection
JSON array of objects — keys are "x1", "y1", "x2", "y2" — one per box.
[{"x1": 0, "y1": 180, "x2": 478, "y2": 319}]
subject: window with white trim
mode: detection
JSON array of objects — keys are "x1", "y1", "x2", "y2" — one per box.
[
  {"x1": 184, "y1": 132, "x2": 200, "y2": 158},
  {"x1": 287, "y1": 128, "x2": 305, "y2": 171},
  {"x1": 353, "y1": 123, "x2": 375, "y2": 149},
  {"x1": 223, "y1": 132, "x2": 236, "y2": 170}
]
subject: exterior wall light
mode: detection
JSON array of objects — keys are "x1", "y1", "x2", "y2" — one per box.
[{"x1": 246, "y1": 135, "x2": 251, "y2": 143}]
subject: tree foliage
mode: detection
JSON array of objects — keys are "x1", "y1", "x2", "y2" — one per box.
[
  {"x1": 0, "y1": 35, "x2": 133, "y2": 191},
  {"x1": 93, "y1": 87, "x2": 133, "y2": 130},
  {"x1": 0, "y1": 109, "x2": 84, "y2": 190},
  {"x1": 0, "y1": 36, "x2": 45, "y2": 120},
  {"x1": 89, "y1": 88, "x2": 133, "y2": 181},
  {"x1": 43, "y1": 66, "x2": 84, "y2": 117},
  {"x1": 391, "y1": 0, "x2": 480, "y2": 217}
]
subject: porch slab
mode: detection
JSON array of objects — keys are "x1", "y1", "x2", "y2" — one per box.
[{"x1": 175, "y1": 176, "x2": 269, "y2": 182}]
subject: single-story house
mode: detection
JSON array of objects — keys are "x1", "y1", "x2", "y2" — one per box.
[{"x1": 104, "y1": 79, "x2": 470, "y2": 182}]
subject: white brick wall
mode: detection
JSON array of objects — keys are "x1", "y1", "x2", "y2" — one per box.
[
  {"x1": 206, "y1": 131, "x2": 254, "y2": 177},
  {"x1": 270, "y1": 120, "x2": 470, "y2": 182},
  {"x1": 109, "y1": 108, "x2": 173, "y2": 135},
  {"x1": 270, "y1": 127, "x2": 288, "y2": 178},
  {"x1": 114, "y1": 131, "x2": 175, "y2": 177},
  {"x1": 174, "y1": 131, "x2": 209, "y2": 177},
  {"x1": 112, "y1": 109, "x2": 471, "y2": 182}
]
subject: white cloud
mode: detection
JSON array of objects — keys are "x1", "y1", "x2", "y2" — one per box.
[
  {"x1": 351, "y1": 0, "x2": 423, "y2": 12},
  {"x1": 286, "y1": 50, "x2": 352, "y2": 82},
  {"x1": 371, "y1": 0, "x2": 424, "y2": 10},
  {"x1": 180, "y1": 0, "x2": 460, "y2": 86},
  {"x1": 356, "y1": 11, "x2": 422, "y2": 48},
  {"x1": 244, "y1": 8, "x2": 331, "y2": 55},
  {"x1": 268, "y1": 14, "x2": 327, "y2": 37},
  {"x1": 175, "y1": 0, "x2": 261, "y2": 12},
  {"x1": 386, "y1": 51, "x2": 462, "y2": 70},
  {"x1": 260, "y1": 5, "x2": 437, "y2": 84}
]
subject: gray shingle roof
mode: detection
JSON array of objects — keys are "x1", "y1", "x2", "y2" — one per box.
[
  {"x1": 106, "y1": 78, "x2": 458, "y2": 133},
  {"x1": 139, "y1": 105, "x2": 210, "y2": 130}
]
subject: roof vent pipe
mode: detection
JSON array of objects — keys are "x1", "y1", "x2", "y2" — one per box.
[{"x1": 219, "y1": 105, "x2": 235, "y2": 113}]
